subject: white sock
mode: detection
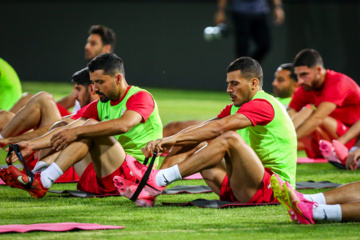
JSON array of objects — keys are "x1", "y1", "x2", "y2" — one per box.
[
  {"x1": 40, "y1": 163, "x2": 63, "y2": 188},
  {"x1": 32, "y1": 161, "x2": 49, "y2": 173},
  {"x1": 313, "y1": 204, "x2": 342, "y2": 222},
  {"x1": 349, "y1": 146, "x2": 359, "y2": 153},
  {"x1": 303, "y1": 193, "x2": 326, "y2": 204},
  {"x1": 155, "y1": 164, "x2": 182, "y2": 186}
]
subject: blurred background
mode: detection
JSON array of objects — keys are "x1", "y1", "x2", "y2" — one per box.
[{"x1": 1, "y1": 0, "x2": 360, "y2": 93}]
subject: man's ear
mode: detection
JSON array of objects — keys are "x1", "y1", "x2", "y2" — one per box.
[
  {"x1": 316, "y1": 65, "x2": 322, "y2": 74},
  {"x1": 250, "y1": 78, "x2": 259, "y2": 89},
  {"x1": 89, "y1": 84, "x2": 94, "y2": 93},
  {"x1": 115, "y1": 73, "x2": 122, "y2": 84}
]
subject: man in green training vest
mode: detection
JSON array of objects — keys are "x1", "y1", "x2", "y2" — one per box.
[
  {"x1": 3, "y1": 53, "x2": 163, "y2": 202},
  {"x1": 272, "y1": 63, "x2": 298, "y2": 109},
  {"x1": 117, "y1": 57, "x2": 297, "y2": 207}
]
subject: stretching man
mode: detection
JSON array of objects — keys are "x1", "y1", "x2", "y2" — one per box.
[
  {"x1": 0, "y1": 68, "x2": 98, "y2": 147},
  {"x1": 1, "y1": 54, "x2": 163, "y2": 206},
  {"x1": 288, "y1": 49, "x2": 360, "y2": 158},
  {"x1": 163, "y1": 62, "x2": 298, "y2": 138},
  {"x1": 0, "y1": 68, "x2": 98, "y2": 182},
  {"x1": 115, "y1": 57, "x2": 297, "y2": 207}
]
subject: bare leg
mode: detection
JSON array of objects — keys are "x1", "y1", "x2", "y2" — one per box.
[
  {"x1": 53, "y1": 119, "x2": 126, "y2": 178},
  {"x1": 0, "y1": 110, "x2": 15, "y2": 132},
  {"x1": 324, "y1": 181, "x2": 360, "y2": 205},
  {"x1": 163, "y1": 120, "x2": 203, "y2": 137},
  {"x1": 341, "y1": 202, "x2": 360, "y2": 222},
  {"x1": 160, "y1": 142, "x2": 207, "y2": 169},
  {"x1": 177, "y1": 131, "x2": 265, "y2": 203},
  {"x1": 1, "y1": 92, "x2": 61, "y2": 138},
  {"x1": 9, "y1": 92, "x2": 34, "y2": 114}
]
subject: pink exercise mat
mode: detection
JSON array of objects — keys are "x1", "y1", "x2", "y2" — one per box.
[
  {"x1": 0, "y1": 222, "x2": 124, "y2": 234},
  {"x1": 297, "y1": 158, "x2": 328, "y2": 163}
]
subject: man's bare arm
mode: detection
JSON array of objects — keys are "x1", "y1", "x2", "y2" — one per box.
[{"x1": 295, "y1": 101, "x2": 336, "y2": 140}]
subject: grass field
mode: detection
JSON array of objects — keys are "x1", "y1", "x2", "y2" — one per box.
[{"x1": 0, "y1": 82, "x2": 359, "y2": 239}]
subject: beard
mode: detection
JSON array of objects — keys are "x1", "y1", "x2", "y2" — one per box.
[{"x1": 96, "y1": 91, "x2": 111, "y2": 103}]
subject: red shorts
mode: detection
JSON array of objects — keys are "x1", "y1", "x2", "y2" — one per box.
[
  {"x1": 23, "y1": 153, "x2": 79, "y2": 182},
  {"x1": 336, "y1": 120, "x2": 356, "y2": 149},
  {"x1": 219, "y1": 168, "x2": 277, "y2": 203},
  {"x1": 77, "y1": 155, "x2": 138, "y2": 195},
  {"x1": 56, "y1": 103, "x2": 71, "y2": 117}
]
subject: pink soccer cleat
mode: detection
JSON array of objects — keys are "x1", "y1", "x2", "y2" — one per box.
[
  {"x1": 126, "y1": 158, "x2": 165, "y2": 197},
  {"x1": 319, "y1": 140, "x2": 346, "y2": 169},
  {"x1": 332, "y1": 140, "x2": 349, "y2": 163},
  {"x1": 270, "y1": 174, "x2": 296, "y2": 221},
  {"x1": 113, "y1": 176, "x2": 156, "y2": 207},
  {"x1": 283, "y1": 182, "x2": 316, "y2": 224}
]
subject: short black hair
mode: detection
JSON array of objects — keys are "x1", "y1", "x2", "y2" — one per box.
[
  {"x1": 227, "y1": 57, "x2": 263, "y2": 87},
  {"x1": 293, "y1": 48, "x2": 324, "y2": 68},
  {"x1": 88, "y1": 53, "x2": 125, "y2": 77},
  {"x1": 88, "y1": 25, "x2": 116, "y2": 52},
  {"x1": 277, "y1": 63, "x2": 297, "y2": 82},
  {"x1": 72, "y1": 67, "x2": 92, "y2": 87}
]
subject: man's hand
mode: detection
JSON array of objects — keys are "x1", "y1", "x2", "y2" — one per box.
[
  {"x1": 5, "y1": 142, "x2": 33, "y2": 164},
  {"x1": 142, "y1": 136, "x2": 177, "y2": 158},
  {"x1": 346, "y1": 148, "x2": 360, "y2": 170},
  {"x1": 0, "y1": 138, "x2": 10, "y2": 148},
  {"x1": 50, "y1": 128, "x2": 78, "y2": 151},
  {"x1": 215, "y1": 9, "x2": 226, "y2": 25},
  {"x1": 273, "y1": 6, "x2": 285, "y2": 25}
]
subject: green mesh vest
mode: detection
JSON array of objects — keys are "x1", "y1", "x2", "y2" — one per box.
[
  {"x1": 96, "y1": 86, "x2": 163, "y2": 166},
  {"x1": 230, "y1": 106, "x2": 251, "y2": 145},
  {"x1": 249, "y1": 90, "x2": 297, "y2": 187}
]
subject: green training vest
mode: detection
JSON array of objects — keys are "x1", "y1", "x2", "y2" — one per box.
[
  {"x1": 230, "y1": 105, "x2": 251, "y2": 145},
  {"x1": 249, "y1": 90, "x2": 297, "y2": 187},
  {"x1": 96, "y1": 86, "x2": 163, "y2": 166},
  {"x1": 0, "y1": 58, "x2": 22, "y2": 110}
]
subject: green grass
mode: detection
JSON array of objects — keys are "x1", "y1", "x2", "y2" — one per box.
[{"x1": 0, "y1": 82, "x2": 359, "y2": 239}]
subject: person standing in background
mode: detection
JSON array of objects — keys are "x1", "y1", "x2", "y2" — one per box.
[{"x1": 215, "y1": 0, "x2": 285, "y2": 63}]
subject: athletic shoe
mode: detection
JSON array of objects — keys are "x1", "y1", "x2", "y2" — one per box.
[
  {"x1": 7, "y1": 165, "x2": 48, "y2": 198},
  {"x1": 284, "y1": 182, "x2": 316, "y2": 224},
  {"x1": 0, "y1": 167, "x2": 26, "y2": 190},
  {"x1": 126, "y1": 158, "x2": 165, "y2": 197},
  {"x1": 270, "y1": 174, "x2": 296, "y2": 221},
  {"x1": 332, "y1": 140, "x2": 348, "y2": 163},
  {"x1": 113, "y1": 176, "x2": 156, "y2": 207},
  {"x1": 319, "y1": 140, "x2": 346, "y2": 169}
]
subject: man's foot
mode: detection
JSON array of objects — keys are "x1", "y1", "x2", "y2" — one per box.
[
  {"x1": 113, "y1": 176, "x2": 156, "y2": 207},
  {"x1": 332, "y1": 140, "x2": 349, "y2": 162},
  {"x1": 126, "y1": 158, "x2": 165, "y2": 196},
  {"x1": 283, "y1": 182, "x2": 315, "y2": 224},
  {"x1": 7, "y1": 165, "x2": 48, "y2": 198},
  {"x1": 270, "y1": 174, "x2": 296, "y2": 221},
  {"x1": 319, "y1": 140, "x2": 346, "y2": 169},
  {"x1": 0, "y1": 167, "x2": 26, "y2": 190}
]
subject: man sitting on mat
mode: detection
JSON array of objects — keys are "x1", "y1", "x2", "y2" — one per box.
[
  {"x1": 0, "y1": 68, "x2": 98, "y2": 182},
  {"x1": 287, "y1": 49, "x2": 360, "y2": 159},
  {"x1": 0, "y1": 53, "x2": 162, "y2": 205},
  {"x1": 114, "y1": 56, "x2": 297, "y2": 207}
]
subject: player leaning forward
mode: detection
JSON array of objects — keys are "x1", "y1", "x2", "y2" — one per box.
[
  {"x1": 116, "y1": 57, "x2": 297, "y2": 206},
  {"x1": 4, "y1": 53, "x2": 163, "y2": 201}
]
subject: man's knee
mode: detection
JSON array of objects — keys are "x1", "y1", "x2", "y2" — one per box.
[
  {"x1": 83, "y1": 118, "x2": 99, "y2": 126},
  {"x1": 49, "y1": 120, "x2": 69, "y2": 131},
  {"x1": 217, "y1": 131, "x2": 247, "y2": 149},
  {"x1": 31, "y1": 91, "x2": 55, "y2": 105}
]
